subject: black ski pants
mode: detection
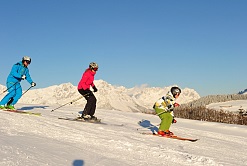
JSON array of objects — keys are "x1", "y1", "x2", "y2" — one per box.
[{"x1": 78, "y1": 89, "x2": 97, "y2": 116}]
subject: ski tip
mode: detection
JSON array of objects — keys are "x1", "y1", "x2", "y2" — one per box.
[{"x1": 189, "y1": 139, "x2": 199, "y2": 142}]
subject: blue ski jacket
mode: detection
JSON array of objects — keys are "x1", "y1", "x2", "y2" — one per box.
[{"x1": 7, "y1": 61, "x2": 33, "y2": 84}]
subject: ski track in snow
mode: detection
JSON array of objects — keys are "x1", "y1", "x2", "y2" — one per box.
[{"x1": 0, "y1": 104, "x2": 247, "y2": 166}]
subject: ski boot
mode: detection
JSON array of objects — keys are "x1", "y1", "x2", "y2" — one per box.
[
  {"x1": 82, "y1": 114, "x2": 91, "y2": 120},
  {"x1": 165, "y1": 130, "x2": 174, "y2": 136},
  {"x1": 5, "y1": 105, "x2": 15, "y2": 110},
  {"x1": 157, "y1": 130, "x2": 166, "y2": 136},
  {"x1": 90, "y1": 115, "x2": 97, "y2": 120},
  {"x1": 158, "y1": 130, "x2": 174, "y2": 137},
  {"x1": 90, "y1": 115, "x2": 101, "y2": 122}
]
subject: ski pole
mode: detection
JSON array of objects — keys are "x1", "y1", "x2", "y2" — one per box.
[
  {"x1": 51, "y1": 93, "x2": 90, "y2": 112},
  {"x1": 0, "y1": 82, "x2": 18, "y2": 95},
  {"x1": 21, "y1": 86, "x2": 33, "y2": 97}
]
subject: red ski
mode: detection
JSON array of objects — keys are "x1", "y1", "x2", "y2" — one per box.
[{"x1": 141, "y1": 132, "x2": 198, "y2": 142}]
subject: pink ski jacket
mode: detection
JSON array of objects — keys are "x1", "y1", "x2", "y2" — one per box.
[{"x1": 78, "y1": 69, "x2": 96, "y2": 90}]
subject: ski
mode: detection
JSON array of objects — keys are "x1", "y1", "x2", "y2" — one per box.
[
  {"x1": 0, "y1": 109, "x2": 41, "y2": 116},
  {"x1": 58, "y1": 117, "x2": 125, "y2": 127},
  {"x1": 141, "y1": 132, "x2": 199, "y2": 142},
  {"x1": 58, "y1": 117, "x2": 105, "y2": 124}
]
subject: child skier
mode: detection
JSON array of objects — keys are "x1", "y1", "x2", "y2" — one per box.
[
  {"x1": 77, "y1": 62, "x2": 99, "y2": 121},
  {"x1": 153, "y1": 86, "x2": 181, "y2": 136},
  {"x1": 0, "y1": 56, "x2": 36, "y2": 110}
]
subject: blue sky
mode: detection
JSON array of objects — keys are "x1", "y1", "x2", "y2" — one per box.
[{"x1": 0, "y1": 0, "x2": 246, "y2": 97}]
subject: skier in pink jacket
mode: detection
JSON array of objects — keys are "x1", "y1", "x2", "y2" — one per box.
[{"x1": 78, "y1": 62, "x2": 98, "y2": 120}]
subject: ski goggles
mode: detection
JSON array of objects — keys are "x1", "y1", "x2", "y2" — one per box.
[{"x1": 25, "y1": 60, "x2": 31, "y2": 64}]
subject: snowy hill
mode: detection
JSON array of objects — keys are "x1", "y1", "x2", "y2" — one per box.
[
  {"x1": 0, "y1": 80, "x2": 200, "y2": 112},
  {"x1": 1, "y1": 82, "x2": 247, "y2": 165},
  {"x1": 0, "y1": 103, "x2": 247, "y2": 166}
]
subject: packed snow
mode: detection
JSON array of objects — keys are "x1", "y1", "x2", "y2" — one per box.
[
  {"x1": 0, "y1": 82, "x2": 247, "y2": 166},
  {"x1": 0, "y1": 102, "x2": 247, "y2": 166}
]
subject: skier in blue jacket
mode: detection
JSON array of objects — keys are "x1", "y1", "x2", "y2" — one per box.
[{"x1": 0, "y1": 56, "x2": 36, "y2": 110}]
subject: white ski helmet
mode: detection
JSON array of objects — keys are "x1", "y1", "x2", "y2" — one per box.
[
  {"x1": 22, "y1": 56, "x2": 31, "y2": 63},
  {"x1": 89, "y1": 62, "x2": 98, "y2": 70}
]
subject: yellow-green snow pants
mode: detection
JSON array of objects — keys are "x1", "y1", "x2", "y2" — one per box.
[{"x1": 155, "y1": 108, "x2": 173, "y2": 131}]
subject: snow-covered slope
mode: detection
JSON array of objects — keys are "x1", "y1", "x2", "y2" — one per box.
[
  {"x1": 0, "y1": 80, "x2": 200, "y2": 112},
  {"x1": 0, "y1": 103, "x2": 246, "y2": 166},
  {"x1": 207, "y1": 100, "x2": 247, "y2": 114},
  {"x1": 1, "y1": 82, "x2": 247, "y2": 165}
]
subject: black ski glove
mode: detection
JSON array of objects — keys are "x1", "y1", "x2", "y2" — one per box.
[{"x1": 92, "y1": 86, "x2": 98, "y2": 92}]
